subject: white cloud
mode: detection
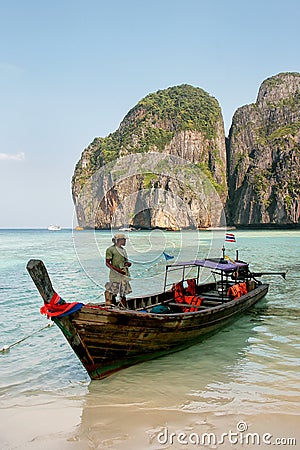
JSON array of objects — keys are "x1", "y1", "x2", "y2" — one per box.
[{"x1": 0, "y1": 152, "x2": 25, "y2": 161}]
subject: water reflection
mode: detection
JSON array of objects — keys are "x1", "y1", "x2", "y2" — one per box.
[{"x1": 73, "y1": 312, "x2": 274, "y2": 448}]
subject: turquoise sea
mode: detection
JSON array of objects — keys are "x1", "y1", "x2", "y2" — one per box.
[{"x1": 0, "y1": 229, "x2": 299, "y2": 449}]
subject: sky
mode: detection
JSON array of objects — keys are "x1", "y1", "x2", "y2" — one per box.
[{"x1": 0, "y1": 0, "x2": 299, "y2": 228}]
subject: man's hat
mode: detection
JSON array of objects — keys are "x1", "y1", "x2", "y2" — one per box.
[{"x1": 113, "y1": 233, "x2": 127, "y2": 240}]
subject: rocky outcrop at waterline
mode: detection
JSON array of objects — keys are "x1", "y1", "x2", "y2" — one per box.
[
  {"x1": 72, "y1": 73, "x2": 300, "y2": 230},
  {"x1": 72, "y1": 84, "x2": 227, "y2": 229},
  {"x1": 226, "y1": 72, "x2": 300, "y2": 227}
]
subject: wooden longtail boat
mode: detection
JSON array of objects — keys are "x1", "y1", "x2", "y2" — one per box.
[{"x1": 26, "y1": 257, "x2": 286, "y2": 380}]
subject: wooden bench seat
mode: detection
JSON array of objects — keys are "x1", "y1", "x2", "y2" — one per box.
[{"x1": 167, "y1": 302, "x2": 208, "y2": 310}]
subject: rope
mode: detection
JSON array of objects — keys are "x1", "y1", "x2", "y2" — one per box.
[{"x1": 0, "y1": 322, "x2": 54, "y2": 353}]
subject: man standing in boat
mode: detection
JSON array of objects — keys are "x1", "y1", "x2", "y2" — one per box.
[{"x1": 105, "y1": 233, "x2": 132, "y2": 307}]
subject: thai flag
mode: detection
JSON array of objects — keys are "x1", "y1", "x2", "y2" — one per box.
[{"x1": 225, "y1": 233, "x2": 236, "y2": 243}]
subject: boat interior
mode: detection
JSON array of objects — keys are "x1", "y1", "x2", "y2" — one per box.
[{"x1": 123, "y1": 261, "x2": 257, "y2": 313}]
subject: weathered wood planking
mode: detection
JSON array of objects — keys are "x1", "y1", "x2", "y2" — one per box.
[
  {"x1": 27, "y1": 259, "x2": 55, "y2": 303},
  {"x1": 27, "y1": 259, "x2": 269, "y2": 380}
]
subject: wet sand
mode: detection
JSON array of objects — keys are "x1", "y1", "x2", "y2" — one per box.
[{"x1": 1, "y1": 394, "x2": 299, "y2": 449}]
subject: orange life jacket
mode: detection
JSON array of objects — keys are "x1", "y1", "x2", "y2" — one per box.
[
  {"x1": 183, "y1": 295, "x2": 203, "y2": 312},
  {"x1": 173, "y1": 281, "x2": 185, "y2": 302},
  {"x1": 227, "y1": 282, "x2": 248, "y2": 300},
  {"x1": 186, "y1": 278, "x2": 197, "y2": 295},
  {"x1": 239, "y1": 282, "x2": 248, "y2": 295},
  {"x1": 173, "y1": 282, "x2": 203, "y2": 312}
]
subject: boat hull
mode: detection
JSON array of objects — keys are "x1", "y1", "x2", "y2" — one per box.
[{"x1": 54, "y1": 284, "x2": 268, "y2": 379}]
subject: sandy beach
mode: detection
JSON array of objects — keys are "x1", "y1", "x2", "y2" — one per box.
[{"x1": 1, "y1": 394, "x2": 299, "y2": 449}]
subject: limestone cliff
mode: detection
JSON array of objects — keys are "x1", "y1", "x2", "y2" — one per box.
[
  {"x1": 73, "y1": 74, "x2": 300, "y2": 230},
  {"x1": 227, "y1": 72, "x2": 300, "y2": 227},
  {"x1": 72, "y1": 84, "x2": 227, "y2": 229}
]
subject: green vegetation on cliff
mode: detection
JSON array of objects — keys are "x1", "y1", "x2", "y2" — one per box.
[
  {"x1": 262, "y1": 71, "x2": 300, "y2": 89},
  {"x1": 73, "y1": 84, "x2": 224, "y2": 194},
  {"x1": 227, "y1": 71, "x2": 300, "y2": 226},
  {"x1": 135, "y1": 84, "x2": 221, "y2": 136},
  {"x1": 92, "y1": 84, "x2": 221, "y2": 164},
  {"x1": 268, "y1": 122, "x2": 300, "y2": 142}
]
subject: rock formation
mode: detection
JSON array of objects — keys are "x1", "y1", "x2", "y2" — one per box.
[
  {"x1": 227, "y1": 72, "x2": 300, "y2": 227},
  {"x1": 72, "y1": 73, "x2": 300, "y2": 230},
  {"x1": 72, "y1": 85, "x2": 227, "y2": 229}
]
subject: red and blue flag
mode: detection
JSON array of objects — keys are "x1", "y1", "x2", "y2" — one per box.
[{"x1": 225, "y1": 233, "x2": 236, "y2": 243}]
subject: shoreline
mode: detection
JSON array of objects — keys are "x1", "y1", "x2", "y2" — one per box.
[
  {"x1": 1, "y1": 394, "x2": 299, "y2": 449},
  {"x1": 1, "y1": 225, "x2": 300, "y2": 232}
]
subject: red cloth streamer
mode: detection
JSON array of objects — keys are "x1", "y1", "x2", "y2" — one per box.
[{"x1": 40, "y1": 292, "x2": 81, "y2": 318}]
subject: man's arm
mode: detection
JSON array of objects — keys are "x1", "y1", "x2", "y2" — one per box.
[{"x1": 106, "y1": 258, "x2": 126, "y2": 275}]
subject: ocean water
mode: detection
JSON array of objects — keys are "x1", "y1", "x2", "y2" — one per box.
[{"x1": 0, "y1": 229, "x2": 299, "y2": 449}]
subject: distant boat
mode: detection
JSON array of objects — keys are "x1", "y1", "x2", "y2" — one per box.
[
  {"x1": 74, "y1": 226, "x2": 84, "y2": 231},
  {"x1": 119, "y1": 226, "x2": 135, "y2": 231},
  {"x1": 47, "y1": 225, "x2": 61, "y2": 231}
]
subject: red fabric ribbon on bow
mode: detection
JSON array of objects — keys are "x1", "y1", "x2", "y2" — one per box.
[{"x1": 40, "y1": 292, "x2": 83, "y2": 318}]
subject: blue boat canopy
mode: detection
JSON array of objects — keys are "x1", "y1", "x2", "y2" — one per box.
[{"x1": 167, "y1": 258, "x2": 248, "y2": 272}]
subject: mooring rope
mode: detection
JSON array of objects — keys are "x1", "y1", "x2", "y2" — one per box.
[{"x1": 0, "y1": 322, "x2": 54, "y2": 353}]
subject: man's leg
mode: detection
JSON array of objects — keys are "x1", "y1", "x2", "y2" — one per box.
[
  {"x1": 119, "y1": 296, "x2": 127, "y2": 308},
  {"x1": 105, "y1": 290, "x2": 116, "y2": 306}
]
